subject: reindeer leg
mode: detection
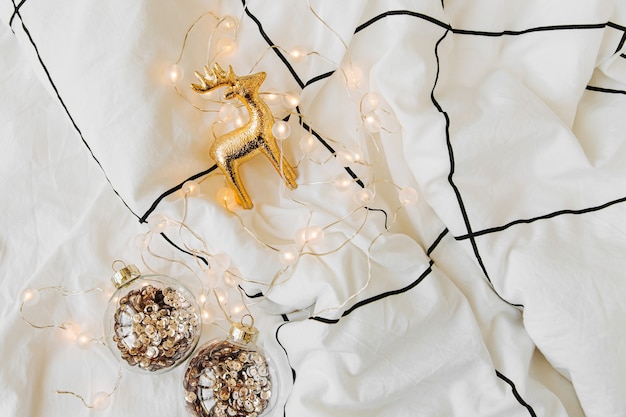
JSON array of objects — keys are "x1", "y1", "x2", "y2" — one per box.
[
  {"x1": 261, "y1": 138, "x2": 298, "y2": 190},
  {"x1": 222, "y1": 159, "x2": 254, "y2": 209}
]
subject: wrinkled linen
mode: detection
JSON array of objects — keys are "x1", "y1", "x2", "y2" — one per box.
[{"x1": 1, "y1": 1, "x2": 625, "y2": 416}]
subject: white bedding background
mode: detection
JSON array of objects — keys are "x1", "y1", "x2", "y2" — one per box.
[{"x1": 1, "y1": 1, "x2": 626, "y2": 416}]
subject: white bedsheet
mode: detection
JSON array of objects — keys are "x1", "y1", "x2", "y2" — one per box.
[{"x1": 2, "y1": 1, "x2": 626, "y2": 416}]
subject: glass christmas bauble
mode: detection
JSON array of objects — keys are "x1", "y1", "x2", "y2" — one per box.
[
  {"x1": 103, "y1": 264, "x2": 201, "y2": 373},
  {"x1": 183, "y1": 319, "x2": 277, "y2": 417}
]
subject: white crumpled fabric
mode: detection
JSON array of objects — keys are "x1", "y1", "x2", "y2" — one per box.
[{"x1": 2, "y1": 1, "x2": 625, "y2": 416}]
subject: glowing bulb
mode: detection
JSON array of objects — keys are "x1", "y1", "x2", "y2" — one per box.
[
  {"x1": 20, "y1": 288, "x2": 40, "y2": 305},
  {"x1": 363, "y1": 114, "x2": 382, "y2": 133},
  {"x1": 282, "y1": 91, "x2": 300, "y2": 109},
  {"x1": 399, "y1": 187, "x2": 419, "y2": 206},
  {"x1": 279, "y1": 246, "x2": 299, "y2": 265},
  {"x1": 272, "y1": 120, "x2": 291, "y2": 140},
  {"x1": 223, "y1": 271, "x2": 237, "y2": 288},
  {"x1": 352, "y1": 149, "x2": 364, "y2": 163},
  {"x1": 354, "y1": 188, "x2": 375, "y2": 205},
  {"x1": 182, "y1": 180, "x2": 199, "y2": 196},
  {"x1": 289, "y1": 47, "x2": 306, "y2": 61},
  {"x1": 92, "y1": 392, "x2": 111, "y2": 411},
  {"x1": 63, "y1": 322, "x2": 81, "y2": 341},
  {"x1": 166, "y1": 64, "x2": 184, "y2": 84},
  {"x1": 229, "y1": 301, "x2": 245, "y2": 316},
  {"x1": 148, "y1": 213, "x2": 169, "y2": 233},
  {"x1": 218, "y1": 15, "x2": 238, "y2": 32},
  {"x1": 218, "y1": 102, "x2": 238, "y2": 122},
  {"x1": 296, "y1": 226, "x2": 324, "y2": 246},
  {"x1": 361, "y1": 92, "x2": 381, "y2": 113},
  {"x1": 333, "y1": 173, "x2": 353, "y2": 191},
  {"x1": 299, "y1": 134, "x2": 318, "y2": 155},
  {"x1": 264, "y1": 90, "x2": 280, "y2": 104},
  {"x1": 76, "y1": 332, "x2": 93, "y2": 350},
  {"x1": 335, "y1": 151, "x2": 353, "y2": 166},
  {"x1": 216, "y1": 37, "x2": 237, "y2": 55},
  {"x1": 214, "y1": 287, "x2": 229, "y2": 305},
  {"x1": 216, "y1": 187, "x2": 236, "y2": 209},
  {"x1": 201, "y1": 305, "x2": 219, "y2": 324},
  {"x1": 344, "y1": 65, "x2": 363, "y2": 89},
  {"x1": 198, "y1": 293, "x2": 208, "y2": 304}
]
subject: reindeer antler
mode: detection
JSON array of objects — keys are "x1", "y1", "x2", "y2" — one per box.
[{"x1": 190, "y1": 63, "x2": 236, "y2": 93}]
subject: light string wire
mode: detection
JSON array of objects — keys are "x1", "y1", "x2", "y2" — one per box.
[{"x1": 148, "y1": 2, "x2": 421, "y2": 323}]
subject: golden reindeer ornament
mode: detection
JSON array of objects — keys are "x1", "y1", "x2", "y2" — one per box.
[{"x1": 191, "y1": 63, "x2": 298, "y2": 209}]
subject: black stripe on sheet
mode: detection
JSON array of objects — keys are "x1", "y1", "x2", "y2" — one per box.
[
  {"x1": 616, "y1": 31, "x2": 626, "y2": 54},
  {"x1": 427, "y1": 228, "x2": 448, "y2": 256},
  {"x1": 11, "y1": 4, "x2": 140, "y2": 220},
  {"x1": 496, "y1": 370, "x2": 538, "y2": 417},
  {"x1": 355, "y1": 9, "x2": 610, "y2": 38},
  {"x1": 276, "y1": 322, "x2": 297, "y2": 381},
  {"x1": 241, "y1": 0, "x2": 304, "y2": 89},
  {"x1": 160, "y1": 232, "x2": 208, "y2": 265},
  {"x1": 304, "y1": 70, "x2": 335, "y2": 88},
  {"x1": 139, "y1": 165, "x2": 218, "y2": 223},
  {"x1": 309, "y1": 261, "x2": 433, "y2": 324},
  {"x1": 456, "y1": 195, "x2": 626, "y2": 241},
  {"x1": 586, "y1": 85, "x2": 626, "y2": 95},
  {"x1": 9, "y1": 0, "x2": 27, "y2": 29},
  {"x1": 430, "y1": 30, "x2": 493, "y2": 283}
]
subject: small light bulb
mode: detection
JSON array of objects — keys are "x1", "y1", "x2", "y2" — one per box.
[
  {"x1": 166, "y1": 64, "x2": 184, "y2": 84},
  {"x1": 289, "y1": 47, "x2": 306, "y2": 61},
  {"x1": 299, "y1": 134, "x2": 318, "y2": 155},
  {"x1": 63, "y1": 322, "x2": 81, "y2": 341},
  {"x1": 148, "y1": 213, "x2": 169, "y2": 233},
  {"x1": 198, "y1": 293, "x2": 208, "y2": 304},
  {"x1": 218, "y1": 15, "x2": 238, "y2": 32},
  {"x1": 335, "y1": 151, "x2": 354, "y2": 166},
  {"x1": 272, "y1": 120, "x2": 291, "y2": 140},
  {"x1": 352, "y1": 149, "x2": 364, "y2": 163},
  {"x1": 333, "y1": 173, "x2": 353, "y2": 191},
  {"x1": 264, "y1": 90, "x2": 280, "y2": 104},
  {"x1": 279, "y1": 246, "x2": 299, "y2": 265},
  {"x1": 229, "y1": 301, "x2": 245, "y2": 316},
  {"x1": 398, "y1": 187, "x2": 419, "y2": 206},
  {"x1": 20, "y1": 288, "x2": 40, "y2": 305},
  {"x1": 92, "y1": 392, "x2": 111, "y2": 411},
  {"x1": 216, "y1": 37, "x2": 237, "y2": 55},
  {"x1": 344, "y1": 65, "x2": 363, "y2": 90},
  {"x1": 201, "y1": 305, "x2": 219, "y2": 324},
  {"x1": 218, "y1": 102, "x2": 238, "y2": 122},
  {"x1": 76, "y1": 332, "x2": 93, "y2": 350},
  {"x1": 223, "y1": 272, "x2": 237, "y2": 288},
  {"x1": 214, "y1": 287, "x2": 229, "y2": 305},
  {"x1": 282, "y1": 91, "x2": 300, "y2": 109},
  {"x1": 296, "y1": 226, "x2": 324, "y2": 246},
  {"x1": 216, "y1": 187, "x2": 236, "y2": 209},
  {"x1": 353, "y1": 188, "x2": 375, "y2": 205},
  {"x1": 363, "y1": 114, "x2": 382, "y2": 133},
  {"x1": 182, "y1": 180, "x2": 199, "y2": 196},
  {"x1": 361, "y1": 92, "x2": 381, "y2": 113}
]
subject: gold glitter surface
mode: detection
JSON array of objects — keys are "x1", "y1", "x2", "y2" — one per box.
[{"x1": 191, "y1": 64, "x2": 297, "y2": 209}]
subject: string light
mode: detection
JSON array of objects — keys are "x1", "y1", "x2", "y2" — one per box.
[
  {"x1": 333, "y1": 173, "x2": 353, "y2": 191},
  {"x1": 398, "y1": 187, "x2": 419, "y2": 206},
  {"x1": 166, "y1": 64, "x2": 184, "y2": 84},
  {"x1": 353, "y1": 188, "x2": 375, "y2": 205},
  {"x1": 299, "y1": 133, "x2": 318, "y2": 155},
  {"x1": 335, "y1": 150, "x2": 354, "y2": 166},
  {"x1": 216, "y1": 36, "x2": 237, "y2": 56},
  {"x1": 272, "y1": 120, "x2": 291, "y2": 140},
  {"x1": 20, "y1": 288, "x2": 41, "y2": 305},
  {"x1": 289, "y1": 47, "x2": 306, "y2": 61},
  {"x1": 295, "y1": 226, "x2": 324, "y2": 247},
  {"x1": 76, "y1": 332, "x2": 95, "y2": 350},
  {"x1": 363, "y1": 114, "x2": 382, "y2": 133},
  {"x1": 282, "y1": 91, "x2": 300, "y2": 109},
  {"x1": 218, "y1": 102, "x2": 238, "y2": 122},
  {"x1": 182, "y1": 180, "x2": 200, "y2": 196},
  {"x1": 147, "y1": 212, "x2": 170, "y2": 233},
  {"x1": 217, "y1": 15, "x2": 238, "y2": 32},
  {"x1": 278, "y1": 246, "x2": 299, "y2": 265}
]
